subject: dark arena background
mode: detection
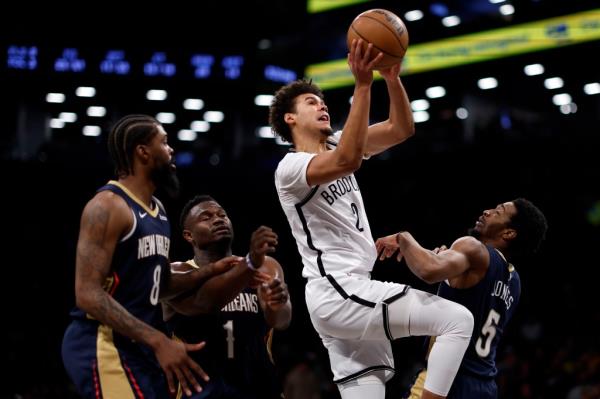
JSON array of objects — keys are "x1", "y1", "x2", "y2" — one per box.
[{"x1": 1, "y1": 1, "x2": 599, "y2": 398}]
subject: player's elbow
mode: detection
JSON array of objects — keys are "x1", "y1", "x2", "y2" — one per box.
[
  {"x1": 416, "y1": 267, "x2": 444, "y2": 285},
  {"x1": 75, "y1": 294, "x2": 92, "y2": 312},
  {"x1": 337, "y1": 154, "x2": 363, "y2": 173},
  {"x1": 391, "y1": 123, "x2": 415, "y2": 144},
  {"x1": 75, "y1": 286, "x2": 102, "y2": 314}
]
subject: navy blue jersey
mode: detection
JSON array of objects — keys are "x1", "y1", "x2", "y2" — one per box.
[
  {"x1": 437, "y1": 246, "x2": 521, "y2": 378},
  {"x1": 168, "y1": 274, "x2": 282, "y2": 399},
  {"x1": 63, "y1": 181, "x2": 172, "y2": 398},
  {"x1": 70, "y1": 181, "x2": 171, "y2": 329}
]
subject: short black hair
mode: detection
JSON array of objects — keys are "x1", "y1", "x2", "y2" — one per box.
[
  {"x1": 508, "y1": 198, "x2": 548, "y2": 257},
  {"x1": 108, "y1": 114, "x2": 161, "y2": 177},
  {"x1": 179, "y1": 195, "x2": 216, "y2": 230},
  {"x1": 269, "y1": 79, "x2": 324, "y2": 143}
]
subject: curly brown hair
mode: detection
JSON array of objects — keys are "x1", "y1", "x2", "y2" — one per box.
[{"x1": 268, "y1": 79, "x2": 324, "y2": 143}]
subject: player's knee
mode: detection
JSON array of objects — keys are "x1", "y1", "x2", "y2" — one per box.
[
  {"x1": 443, "y1": 303, "x2": 474, "y2": 339},
  {"x1": 453, "y1": 304, "x2": 474, "y2": 338}
]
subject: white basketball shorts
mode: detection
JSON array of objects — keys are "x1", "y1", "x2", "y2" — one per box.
[{"x1": 305, "y1": 273, "x2": 413, "y2": 383}]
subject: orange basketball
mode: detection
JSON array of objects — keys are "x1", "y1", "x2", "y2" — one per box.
[{"x1": 347, "y1": 9, "x2": 409, "y2": 70}]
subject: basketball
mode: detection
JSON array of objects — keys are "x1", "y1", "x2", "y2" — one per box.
[{"x1": 347, "y1": 9, "x2": 409, "y2": 70}]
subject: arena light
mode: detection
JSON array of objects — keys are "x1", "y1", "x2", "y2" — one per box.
[
  {"x1": 456, "y1": 108, "x2": 469, "y2": 119},
  {"x1": 46, "y1": 93, "x2": 65, "y2": 103},
  {"x1": 583, "y1": 82, "x2": 600, "y2": 95},
  {"x1": 411, "y1": 99, "x2": 430, "y2": 111},
  {"x1": 76, "y1": 86, "x2": 96, "y2": 97},
  {"x1": 257, "y1": 126, "x2": 275, "y2": 138},
  {"x1": 524, "y1": 63, "x2": 544, "y2": 76},
  {"x1": 190, "y1": 120, "x2": 210, "y2": 132},
  {"x1": 203, "y1": 111, "x2": 224, "y2": 123},
  {"x1": 178, "y1": 129, "x2": 197, "y2": 141},
  {"x1": 183, "y1": 98, "x2": 204, "y2": 110},
  {"x1": 499, "y1": 4, "x2": 515, "y2": 16},
  {"x1": 59, "y1": 112, "x2": 77, "y2": 123},
  {"x1": 404, "y1": 10, "x2": 424, "y2": 22},
  {"x1": 552, "y1": 93, "x2": 572, "y2": 106},
  {"x1": 83, "y1": 125, "x2": 101, "y2": 137},
  {"x1": 544, "y1": 77, "x2": 564, "y2": 90},
  {"x1": 156, "y1": 112, "x2": 176, "y2": 124},
  {"x1": 559, "y1": 103, "x2": 577, "y2": 114},
  {"x1": 50, "y1": 118, "x2": 65, "y2": 129},
  {"x1": 146, "y1": 90, "x2": 167, "y2": 101},
  {"x1": 478, "y1": 77, "x2": 498, "y2": 90},
  {"x1": 413, "y1": 111, "x2": 430, "y2": 123},
  {"x1": 442, "y1": 16, "x2": 461, "y2": 27},
  {"x1": 87, "y1": 106, "x2": 106, "y2": 117},
  {"x1": 254, "y1": 95, "x2": 274, "y2": 106},
  {"x1": 426, "y1": 86, "x2": 446, "y2": 99}
]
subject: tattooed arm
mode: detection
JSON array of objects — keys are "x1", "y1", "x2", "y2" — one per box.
[
  {"x1": 74, "y1": 191, "x2": 207, "y2": 395},
  {"x1": 75, "y1": 191, "x2": 163, "y2": 345}
]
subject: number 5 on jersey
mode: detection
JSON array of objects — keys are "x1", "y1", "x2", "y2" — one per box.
[{"x1": 475, "y1": 309, "x2": 500, "y2": 357}]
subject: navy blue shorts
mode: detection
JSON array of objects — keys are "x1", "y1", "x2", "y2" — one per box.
[
  {"x1": 62, "y1": 319, "x2": 169, "y2": 399},
  {"x1": 447, "y1": 372, "x2": 497, "y2": 399}
]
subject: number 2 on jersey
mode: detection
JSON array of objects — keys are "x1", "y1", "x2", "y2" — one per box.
[
  {"x1": 223, "y1": 320, "x2": 234, "y2": 359},
  {"x1": 350, "y1": 203, "x2": 364, "y2": 232},
  {"x1": 475, "y1": 309, "x2": 500, "y2": 357}
]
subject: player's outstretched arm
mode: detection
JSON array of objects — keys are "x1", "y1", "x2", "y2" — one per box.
[
  {"x1": 165, "y1": 226, "x2": 276, "y2": 315},
  {"x1": 376, "y1": 233, "x2": 487, "y2": 283},
  {"x1": 305, "y1": 39, "x2": 382, "y2": 186},
  {"x1": 161, "y1": 255, "x2": 242, "y2": 301},
  {"x1": 365, "y1": 62, "x2": 415, "y2": 156}
]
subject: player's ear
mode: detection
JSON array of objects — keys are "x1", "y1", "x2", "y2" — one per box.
[
  {"x1": 182, "y1": 229, "x2": 194, "y2": 244},
  {"x1": 284, "y1": 112, "x2": 296, "y2": 125},
  {"x1": 502, "y1": 228, "x2": 517, "y2": 242},
  {"x1": 136, "y1": 144, "x2": 150, "y2": 161}
]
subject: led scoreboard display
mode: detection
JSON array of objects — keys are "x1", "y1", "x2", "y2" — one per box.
[{"x1": 5, "y1": 45, "x2": 296, "y2": 84}]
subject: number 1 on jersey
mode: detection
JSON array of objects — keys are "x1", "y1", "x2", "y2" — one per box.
[{"x1": 223, "y1": 320, "x2": 234, "y2": 359}]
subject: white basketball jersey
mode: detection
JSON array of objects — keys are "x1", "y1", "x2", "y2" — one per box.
[{"x1": 274, "y1": 132, "x2": 377, "y2": 279}]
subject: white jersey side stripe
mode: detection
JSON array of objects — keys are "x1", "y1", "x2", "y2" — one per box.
[{"x1": 295, "y1": 193, "x2": 376, "y2": 308}]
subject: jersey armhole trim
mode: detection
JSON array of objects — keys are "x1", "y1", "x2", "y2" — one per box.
[{"x1": 120, "y1": 208, "x2": 137, "y2": 243}]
